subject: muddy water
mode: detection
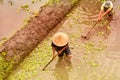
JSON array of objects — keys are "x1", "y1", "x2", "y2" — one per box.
[
  {"x1": 97, "y1": 0, "x2": 120, "y2": 79},
  {"x1": 54, "y1": 0, "x2": 120, "y2": 80},
  {"x1": 80, "y1": 0, "x2": 120, "y2": 79},
  {"x1": 0, "y1": 0, "x2": 48, "y2": 40},
  {"x1": 4, "y1": 0, "x2": 120, "y2": 80}
]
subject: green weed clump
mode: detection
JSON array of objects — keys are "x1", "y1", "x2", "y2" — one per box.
[
  {"x1": 0, "y1": 38, "x2": 7, "y2": 45},
  {"x1": 23, "y1": 17, "x2": 30, "y2": 25},
  {"x1": 72, "y1": 0, "x2": 79, "y2": 5},
  {"x1": 84, "y1": 42, "x2": 106, "y2": 55},
  {"x1": 0, "y1": 38, "x2": 52, "y2": 80},
  {"x1": 0, "y1": 54, "x2": 13, "y2": 80},
  {"x1": 0, "y1": 38, "x2": 14, "y2": 80},
  {"x1": 32, "y1": 0, "x2": 41, "y2": 3},
  {"x1": 97, "y1": 0, "x2": 106, "y2": 2},
  {"x1": 82, "y1": 41, "x2": 106, "y2": 68},
  {"x1": 7, "y1": 40, "x2": 52, "y2": 80},
  {"x1": 46, "y1": 0, "x2": 60, "y2": 5}
]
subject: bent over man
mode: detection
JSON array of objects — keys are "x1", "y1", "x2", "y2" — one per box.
[
  {"x1": 51, "y1": 32, "x2": 72, "y2": 67},
  {"x1": 97, "y1": 0, "x2": 113, "y2": 21}
]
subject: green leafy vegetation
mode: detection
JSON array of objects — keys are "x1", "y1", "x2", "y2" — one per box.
[
  {"x1": 106, "y1": 25, "x2": 111, "y2": 30},
  {"x1": 21, "y1": 4, "x2": 29, "y2": 9},
  {"x1": 7, "y1": 40, "x2": 52, "y2": 80},
  {"x1": 23, "y1": 17, "x2": 30, "y2": 25},
  {"x1": 0, "y1": 37, "x2": 7, "y2": 45},
  {"x1": 88, "y1": 60, "x2": 99, "y2": 68},
  {"x1": 98, "y1": 31, "x2": 105, "y2": 36},
  {"x1": 97, "y1": 0, "x2": 106, "y2": 3},
  {"x1": 0, "y1": 55, "x2": 13, "y2": 80},
  {"x1": 1, "y1": 52, "x2": 6, "y2": 56},
  {"x1": 84, "y1": 42, "x2": 106, "y2": 54},
  {"x1": 0, "y1": 1, "x2": 50, "y2": 79},
  {"x1": 82, "y1": 41, "x2": 107, "y2": 69},
  {"x1": 31, "y1": 11, "x2": 39, "y2": 17},
  {"x1": 20, "y1": 4, "x2": 31, "y2": 13},
  {"x1": 0, "y1": 0, "x2": 118, "y2": 80},
  {"x1": 72, "y1": 0, "x2": 79, "y2": 5},
  {"x1": 46, "y1": 0, "x2": 60, "y2": 5},
  {"x1": 31, "y1": 0, "x2": 41, "y2": 3}
]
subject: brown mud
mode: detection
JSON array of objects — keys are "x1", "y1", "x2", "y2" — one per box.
[{"x1": 1, "y1": 0, "x2": 120, "y2": 80}]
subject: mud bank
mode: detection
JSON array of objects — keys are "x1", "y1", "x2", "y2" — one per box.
[
  {"x1": 0, "y1": 0, "x2": 79, "y2": 79},
  {"x1": 1, "y1": 0, "x2": 120, "y2": 80}
]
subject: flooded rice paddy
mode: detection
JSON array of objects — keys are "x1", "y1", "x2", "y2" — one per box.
[
  {"x1": 0, "y1": 0, "x2": 48, "y2": 40},
  {"x1": 0, "y1": 0, "x2": 120, "y2": 80}
]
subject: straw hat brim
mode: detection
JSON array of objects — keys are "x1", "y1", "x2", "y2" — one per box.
[{"x1": 52, "y1": 32, "x2": 69, "y2": 47}]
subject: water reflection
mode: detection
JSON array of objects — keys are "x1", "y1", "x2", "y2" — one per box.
[{"x1": 53, "y1": 58, "x2": 72, "y2": 80}]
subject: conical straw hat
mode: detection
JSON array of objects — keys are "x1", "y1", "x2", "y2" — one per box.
[
  {"x1": 52, "y1": 32, "x2": 69, "y2": 47},
  {"x1": 104, "y1": 1, "x2": 111, "y2": 8}
]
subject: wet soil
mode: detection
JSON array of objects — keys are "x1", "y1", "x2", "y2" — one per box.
[{"x1": 2, "y1": 0, "x2": 120, "y2": 80}]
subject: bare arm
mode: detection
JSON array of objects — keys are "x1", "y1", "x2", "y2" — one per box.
[{"x1": 100, "y1": 8, "x2": 111, "y2": 19}]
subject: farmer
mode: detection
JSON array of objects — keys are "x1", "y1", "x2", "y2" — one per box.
[
  {"x1": 97, "y1": 0, "x2": 113, "y2": 21},
  {"x1": 51, "y1": 32, "x2": 72, "y2": 67}
]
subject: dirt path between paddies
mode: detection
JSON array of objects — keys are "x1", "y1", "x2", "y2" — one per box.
[{"x1": 7, "y1": 0, "x2": 120, "y2": 80}]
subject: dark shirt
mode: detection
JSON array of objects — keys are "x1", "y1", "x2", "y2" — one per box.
[{"x1": 51, "y1": 42, "x2": 71, "y2": 57}]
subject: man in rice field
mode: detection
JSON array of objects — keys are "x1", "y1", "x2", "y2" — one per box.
[
  {"x1": 97, "y1": 0, "x2": 113, "y2": 21},
  {"x1": 51, "y1": 32, "x2": 72, "y2": 68}
]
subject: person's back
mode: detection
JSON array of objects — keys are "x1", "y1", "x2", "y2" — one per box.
[
  {"x1": 97, "y1": 0, "x2": 113, "y2": 21},
  {"x1": 101, "y1": 0, "x2": 113, "y2": 12}
]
